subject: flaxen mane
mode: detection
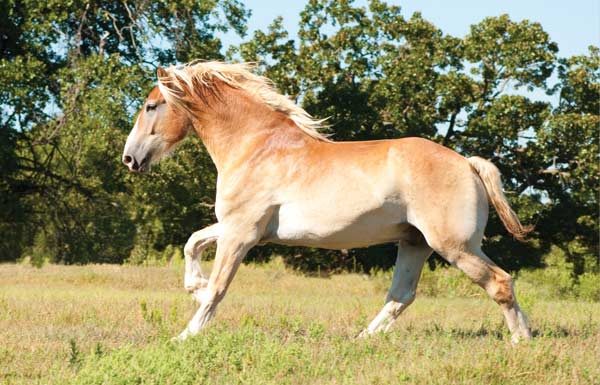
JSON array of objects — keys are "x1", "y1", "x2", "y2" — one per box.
[{"x1": 158, "y1": 61, "x2": 331, "y2": 142}]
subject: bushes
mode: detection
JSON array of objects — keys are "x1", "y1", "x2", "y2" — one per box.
[
  {"x1": 509, "y1": 246, "x2": 600, "y2": 302},
  {"x1": 127, "y1": 244, "x2": 184, "y2": 267},
  {"x1": 577, "y1": 273, "x2": 600, "y2": 301},
  {"x1": 517, "y1": 267, "x2": 600, "y2": 303},
  {"x1": 245, "y1": 243, "x2": 398, "y2": 275}
]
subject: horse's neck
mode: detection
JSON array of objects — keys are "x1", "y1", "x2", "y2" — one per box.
[{"x1": 193, "y1": 98, "x2": 312, "y2": 172}]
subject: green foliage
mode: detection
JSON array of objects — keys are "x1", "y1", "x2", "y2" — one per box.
[
  {"x1": 517, "y1": 246, "x2": 600, "y2": 302},
  {"x1": 464, "y1": 14, "x2": 557, "y2": 89},
  {"x1": 577, "y1": 272, "x2": 600, "y2": 302},
  {"x1": 1, "y1": 0, "x2": 597, "y2": 278}
]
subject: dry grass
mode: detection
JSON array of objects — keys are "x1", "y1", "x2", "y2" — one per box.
[{"x1": 0, "y1": 260, "x2": 598, "y2": 384}]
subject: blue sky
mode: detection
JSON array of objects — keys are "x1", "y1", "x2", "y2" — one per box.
[{"x1": 224, "y1": 0, "x2": 599, "y2": 58}]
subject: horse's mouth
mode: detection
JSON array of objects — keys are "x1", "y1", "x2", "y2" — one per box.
[{"x1": 137, "y1": 156, "x2": 150, "y2": 173}]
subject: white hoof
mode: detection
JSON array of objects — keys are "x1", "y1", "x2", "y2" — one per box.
[
  {"x1": 173, "y1": 328, "x2": 191, "y2": 342},
  {"x1": 510, "y1": 334, "x2": 521, "y2": 345},
  {"x1": 510, "y1": 330, "x2": 532, "y2": 345},
  {"x1": 357, "y1": 329, "x2": 372, "y2": 339}
]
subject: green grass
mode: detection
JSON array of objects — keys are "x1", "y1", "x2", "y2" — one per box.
[{"x1": 0, "y1": 260, "x2": 598, "y2": 384}]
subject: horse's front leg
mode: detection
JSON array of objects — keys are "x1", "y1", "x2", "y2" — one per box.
[
  {"x1": 183, "y1": 223, "x2": 220, "y2": 299},
  {"x1": 176, "y1": 225, "x2": 261, "y2": 340}
]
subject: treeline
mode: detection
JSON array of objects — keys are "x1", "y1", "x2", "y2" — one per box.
[{"x1": 1, "y1": 0, "x2": 598, "y2": 275}]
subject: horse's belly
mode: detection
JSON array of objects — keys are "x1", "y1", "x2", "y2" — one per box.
[{"x1": 263, "y1": 201, "x2": 407, "y2": 249}]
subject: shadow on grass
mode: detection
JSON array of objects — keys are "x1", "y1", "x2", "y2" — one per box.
[
  {"x1": 420, "y1": 323, "x2": 505, "y2": 340},
  {"x1": 532, "y1": 326, "x2": 571, "y2": 338},
  {"x1": 532, "y1": 324, "x2": 598, "y2": 338},
  {"x1": 417, "y1": 317, "x2": 598, "y2": 341},
  {"x1": 449, "y1": 327, "x2": 505, "y2": 340},
  {"x1": 422, "y1": 324, "x2": 591, "y2": 340}
]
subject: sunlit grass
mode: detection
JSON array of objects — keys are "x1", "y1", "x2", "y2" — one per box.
[{"x1": 0, "y1": 260, "x2": 598, "y2": 384}]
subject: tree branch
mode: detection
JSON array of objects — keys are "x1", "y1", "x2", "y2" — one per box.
[
  {"x1": 443, "y1": 109, "x2": 460, "y2": 146},
  {"x1": 18, "y1": 165, "x2": 95, "y2": 198}
]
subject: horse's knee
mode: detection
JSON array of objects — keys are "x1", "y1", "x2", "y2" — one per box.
[
  {"x1": 184, "y1": 225, "x2": 220, "y2": 260},
  {"x1": 387, "y1": 289, "x2": 416, "y2": 310},
  {"x1": 184, "y1": 234, "x2": 210, "y2": 259},
  {"x1": 377, "y1": 301, "x2": 403, "y2": 320},
  {"x1": 184, "y1": 237, "x2": 197, "y2": 259}
]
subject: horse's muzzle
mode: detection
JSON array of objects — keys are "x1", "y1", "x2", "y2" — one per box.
[{"x1": 123, "y1": 154, "x2": 149, "y2": 173}]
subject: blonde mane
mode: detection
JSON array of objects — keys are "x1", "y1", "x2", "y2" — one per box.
[{"x1": 158, "y1": 61, "x2": 331, "y2": 142}]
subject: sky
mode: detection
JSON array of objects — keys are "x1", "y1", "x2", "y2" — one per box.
[{"x1": 224, "y1": 0, "x2": 599, "y2": 58}]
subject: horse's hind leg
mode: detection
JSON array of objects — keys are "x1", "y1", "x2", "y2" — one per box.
[
  {"x1": 359, "y1": 230, "x2": 432, "y2": 337},
  {"x1": 437, "y1": 245, "x2": 532, "y2": 343},
  {"x1": 183, "y1": 223, "x2": 220, "y2": 299}
]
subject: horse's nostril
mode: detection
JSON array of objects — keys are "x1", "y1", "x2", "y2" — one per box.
[{"x1": 123, "y1": 154, "x2": 140, "y2": 171}]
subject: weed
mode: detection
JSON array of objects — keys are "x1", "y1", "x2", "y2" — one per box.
[{"x1": 68, "y1": 339, "x2": 81, "y2": 367}]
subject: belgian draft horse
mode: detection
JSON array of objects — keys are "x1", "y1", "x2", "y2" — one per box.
[{"x1": 122, "y1": 61, "x2": 533, "y2": 343}]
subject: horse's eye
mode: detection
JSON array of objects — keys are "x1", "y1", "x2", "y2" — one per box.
[{"x1": 146, "y1": 103, "x2": 157, "y2": 112}]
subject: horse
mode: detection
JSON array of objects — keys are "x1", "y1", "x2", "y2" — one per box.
[{"x1": 122, "y1": 61, "x2": 533, "y2": 343}]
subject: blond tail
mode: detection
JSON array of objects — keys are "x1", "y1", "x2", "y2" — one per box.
[{"x1": 468, "y1": 156, "x2": 534, "y2": 241}]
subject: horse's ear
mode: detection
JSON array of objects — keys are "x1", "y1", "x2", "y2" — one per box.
[
  {"x1": 156, "y1": 66, "x2": 186, "y2": 111},
  {"x1": 156, "y1": 67, "x2": 168, "y2": 80}
]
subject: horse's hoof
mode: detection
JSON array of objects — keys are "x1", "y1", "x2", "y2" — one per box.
[
  {"x1": 510, "y1": 332, "x2": 532, "y2": 345},
  {"x1": 173, "y1": 329, "x2": 190, "y2": 342},
  {"x1": 357, "y1": 329, "x2": 370, "y2": 339}
]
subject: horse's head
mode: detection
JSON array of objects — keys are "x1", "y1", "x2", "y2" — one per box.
[{"x1": 122, "y1": 68, "x2": 190, "y2": 173}]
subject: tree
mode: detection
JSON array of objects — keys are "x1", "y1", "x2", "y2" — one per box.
[
  {"x1": 533, "y1": 47, "x2": 600, "y2": 273},
  {"x1": 1, "y1": 0, "x2": 597, "y2": 277},
  {"x1": 1, "y1": 0, "x2": 249, "y2": 263}
]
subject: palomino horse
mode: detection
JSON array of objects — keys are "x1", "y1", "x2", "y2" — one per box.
[{"x1": 122, "y1": 61, "x2": 533, "y2": 343}]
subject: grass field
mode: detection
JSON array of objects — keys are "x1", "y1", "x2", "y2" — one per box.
[{"x1": 1, "y1": 259, "x2": 599, "y2": 385}]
